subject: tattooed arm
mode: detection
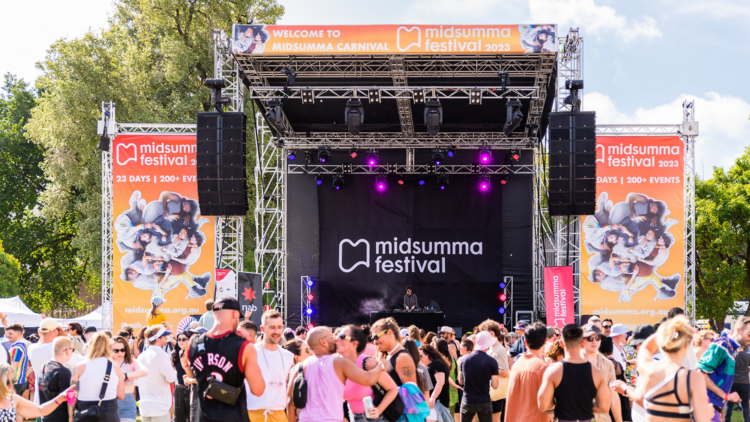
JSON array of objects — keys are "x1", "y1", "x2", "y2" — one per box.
[{"x1": 395, "y1": 353, "x2": 418, "y2": 385}]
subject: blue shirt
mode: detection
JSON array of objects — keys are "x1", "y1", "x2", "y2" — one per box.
[{"x1": 697, "y1": 336, "x2": 740, "y2": 408}]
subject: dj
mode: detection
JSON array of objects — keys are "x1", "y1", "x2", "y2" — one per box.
[{"x1": 403, "y1": 285, "x2": 418, "y2": 311}]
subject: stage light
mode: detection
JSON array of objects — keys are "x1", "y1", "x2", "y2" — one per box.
[
  {"x1": 499, "y1": 282, "x2": 506, "y2": 289},
  {"x1": 424, "y1": 100, "x2": 443, "y2": 136},
  {"x1": 499, "y1": 293, "x2": 507, "y2": 302},
  {"x1": 418, "y1": 179, "x2": 425, "y2": 186},
  {"x1": 368, "y1": 89, "x2": 381, "y2": 104},
  {"x1": 479, "y1": 175, "x2": 490, "y2": 192},
  {"x1": 317, "y1": 146, "x2": 331, "y2": 163},
  {"x1": 306, "y1": 293, "x2": 315, "y2": 301},
  {"x1": 431, "y1": 149, "x2": 445, "y2": 166},
  {"x1": 397, "y1": 175, "x2": 405, "y2": 185},
  {"x1": 413, "y1": 90, "x2": 425, "y2": 104},
  {"x1": 510, "y1": 149, "x2": 521, "y2": 161},
  {"x1": 287, "y1": 150, "x2": 297, "y2": 161},
  {"x1": 375, "y1": 175, "x2": 387, "y2": 192},
  {"x1": 349, "y1": 148, "x2": 358, "y2": 159},
  {"x1": 470, "y1": 89, "x2": 482, "y2": 105},
  {"x1": 447, "y1": 146, "x2": 455, "y2": 158},
  {"x1": 499, "y1": 307, "x2": 506, "y2": 315},
  {"x1": 307, "y1": 323, "x2": 315, "y2": 329},
  {"x1": 345, "y1": 99, "x2": 365, "y2": 135},
  {"x1": 281, "y1": 67, "x2": 297, "y2": 86},
  {"x1": 332, "y1": 174, "x2": 345, "y2": 190},
  {"x1": 503, "y1": 99, "x2": 523, "y2": 136},
  {"x1": 479, "y1": 149, "x2": 492, "y2": 164},
  {"x1": 301, "y1": 89, "x2": 315, "y2": 104},
  {"x1": 305, "y1": 150, "x2": 314, "y2": 165},
  {"x1": 498, "y1": 70, "x2": 509, "y2": 91},
  {"x1": 437, "y1": 174, "x2": 449, "y2": 190},
  {"x1": 306, "y1": 278, "x2": 315, "y2": 287},
  {"x1": 265, "y1": 100, "x2": 287, "y2": 136},
  {"x1": 366, "y1": 151, "x2": 378, "y2": 166},
  {"x1": 500, "y1": 170, "x2": 509, "y2": 185},
  {"x1": 315, "y1": 175, "x2": 323, "y2": 186},
  {"x1": 305, "y1": 307, "x2": 313, "y2": 315}
]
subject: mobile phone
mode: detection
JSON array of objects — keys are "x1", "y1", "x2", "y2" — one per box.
[{"x1": 609, "y1": 381, "x2": 618, "y2": 387}]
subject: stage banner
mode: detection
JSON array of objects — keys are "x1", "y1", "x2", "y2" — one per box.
[
  {"x1": 580, "y1": 136, "x2": 685, "y2": 328},
  {"x1": 238, "y1": 272, "x2": 262, "y2": 327},
  {"x1": 543, "y1": 266, "x2": 575, "y2": 327},
  {"x1": 113, "y1": 134, "x2": 215, "y2": 331},
  {"x1": 215, "y1": 269, "x2": 237, "y2": 301},
  {"x1": 232, "y1": 24, "x2": 556, "y2": 55}
]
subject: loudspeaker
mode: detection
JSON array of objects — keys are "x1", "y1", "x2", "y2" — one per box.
[
  {"x1": 196, "y1": 112, "x2": 248, "y2": 216},
  {"x1": 548, "y1": 111, "x2": 596, "y2": 216}
]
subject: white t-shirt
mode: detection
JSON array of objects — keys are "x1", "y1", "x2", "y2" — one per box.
[
  {"x1": 246, "y1": 343, "x2": 294, "y2": 411},
  {"x1": 28, "y1": 342, "x2": 55, "y2": 405}
]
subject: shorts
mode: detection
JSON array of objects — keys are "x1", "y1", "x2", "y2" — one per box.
[
  {"x1": 491, "y1": 398, "x2": 506, "y2": 414},
  {"x1": 248, "y1": 409, "x2": 288, "y2": 422},
  {"x1": 118, "y1": 392, "x2": 137, "y2": 421}
]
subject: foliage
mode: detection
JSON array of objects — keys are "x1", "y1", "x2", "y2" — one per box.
[{"x1": 0, "y1": 240, "x2": 21, "y2": 297}]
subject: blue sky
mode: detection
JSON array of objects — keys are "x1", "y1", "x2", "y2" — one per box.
[{"x1": 2, "y1": 0, "x2": 747, "y2": 174}]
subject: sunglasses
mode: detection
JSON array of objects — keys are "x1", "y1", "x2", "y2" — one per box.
[
  {"x1": 112, "y1": 348, "x2": 126, "y2": 353},
  {"x1": 177, "y1": 338, "x2": 188, "y2": 343},
  {"x1": 584, "y1": 336, "x2": 601, "y2": 342},
  {"x1": 336, "y1": 333, "x2": 352, "y2": 341},
  {"x1": 370, "y1": 329, "x2": 387, "y2": 342},
  {"x1": 602, "y1": 325, "x2": 613, "y2": 329}
]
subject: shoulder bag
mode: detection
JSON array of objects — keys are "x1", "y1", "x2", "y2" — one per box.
[
  {"x1": 363, "y1": 357, "x2": 405, "y2": 422},
  {"x1": 292, "y1": 361, "x2": 308, "y2": 408},
  {"x1": 193, "y1": 334, "x2": 241, "y2": 405},
  {"x1": 73, "y1": 360, "x2": 112, "y2": 422}
]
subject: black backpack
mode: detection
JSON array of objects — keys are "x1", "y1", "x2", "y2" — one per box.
[{"x1": 292, "y1": 362, "x2": 308, "y2": 409}]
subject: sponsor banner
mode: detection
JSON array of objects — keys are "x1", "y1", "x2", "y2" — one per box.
[
  {"x1": 581, "y1": 136, "x2": 685, "y2": 328},
  {"x1": 215, "y1": 269, "x2": 237, "y2": 301},
  {"x1": 232, "y1": 24, "x2": 556, "y2": 55},
  {"x1": 543, "y1": 267, "x2": 575, "y2": 327},
  {"x1": 113, "y1": 135, "x2": 215, "y2": 331},
  {"x1": 238, "y1": 272, "x2": 263, "y2": 327}
]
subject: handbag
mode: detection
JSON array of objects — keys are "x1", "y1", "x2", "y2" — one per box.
[
  {"x1": 73, "y1": 360, "x2": 112, "y2": 422},
  {"x1": 204, "y1": 376, "x2": 241, "y2": 406},
  {"x1": 292, "y1": 361, "x2": 308, "y2": 409},
  {"x1": 363, "y1": 357, "x2": 405, "y2": 422},
  {"x1": 490, "y1": 376, "x2": 508, "y2": 401}
]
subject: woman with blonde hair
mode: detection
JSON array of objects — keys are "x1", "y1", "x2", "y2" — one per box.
[
  {"x1": 408, "y1": 325, "x2": 423, "y2": 347},
  {"x1": 692, "y1": 329, "x2": 716, "y2": 362},
  {"x1": 614, "y1": 316, "x2": 711, "y2": 421},
  {"x1": 71, "y1": 332, "x2": 126, "y2": 420},
  {"x1": 0, "y1": 363, "x2": 71, "y2": 420}
]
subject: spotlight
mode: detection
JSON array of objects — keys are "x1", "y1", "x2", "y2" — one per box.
[
  {"x1": 499, "y1": 293, "x2": 507, "y2": 301},
  {"x1": 431, "y1": 149, "x2": 445, "y2": 166},
  {"x1": 368, "y1": 89, "x2": 381, "y2": 104},
  {"x1": 479, "y1": 175, "x2": 490, "y2": 192},
  {"x1": 301, "y1": 89, "x2": 315, "y2": 104},
  {"x1": 418, "y1": 179, "x2": 425, "y2": 186},
  {"x1": 447, "y1": 146, "x2": 455, "y2": 158},
  {"x1": 498, "y1": 307, "x2": 506, "y2": 315},
  {"x1": 470, "y1": 89, "x2": 482, "y2": 105},
  {"x1": 205, "y1": 78, "x2": 230, "y2": 112},
  {"x1": 500, "y1": 170, "x2": 509, "y2": 185},
  {"x1": 437, "y1": 174, "x2": 449, "y2": 190},
  {"x1": 332, "y1": 174, "x2": 345, "y2": 190},
  {"x1": 498, "y1": 70, "x2": 509, "y2": 91},
  {"x1": 307, "y1": 323, "x2": 315, "y2": 329},
  {"x1": 366, "y1": 151, "x2": 378, "y2": 166},
  {"x1": 499, "y1": 281, "x2": 507, "y2": 289},
  {"x1": 345, "y1": 99, "x2": 365, "y2": 135},
  {"x1": 397, "y1": 175, "x2": 405, "y2": 185},
  {"x1": 503, "y1": 99, "x2": 523, "y2": 136},
  {"x1": 413, "y1": 90, "x2": 425, "y2": 104},
  {"x1": 349, "y1": 148, "x2": 358, "y2": 159},
  {"x1": 281, "y1": 67, "x2": 297, "y2": 86},
  {"x1": 479, "y1": 149, "x2": 492, "y2": 164},
  {"x1": 315, "y1": 175, "x2": 323, "y2": 186},
  {"x1": 305, "y1": 307, "x2": 313, "y2": 315},
  {"x1": 424, "y1": 100, "x2": 443, "y2": 136},
  {"x1": 317, "y1": 146, "x2": 331, "y2": 163},
  {"x1": 306, "y1": 278, "x2": 315, "y2": 287},
  {"x1": 265, "y1": 100, "x2": 287, "y2": 136},
  {"x1": 306, "y1": 293, "x2": 314, "y2": 301},
  {"x1": 287, "y1": 150, "x2": 297, "y2": 161},
  {"x1": 375, "y1": 175, "x2": 387, "y2": 192},
  {"x1": 507, "y1": 149, "x2": 521, "y2": 163}
]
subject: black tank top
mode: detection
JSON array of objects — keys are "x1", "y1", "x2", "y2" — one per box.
[
  {"x1": 387, "y1": 349, "x2": 411, "y2": 386},
  {"x1": 189, "y1": 332, "x2": 250, "y2": 422},
  {"x1": 554, "y1": 361, "x2": 597, "y2": 421}
]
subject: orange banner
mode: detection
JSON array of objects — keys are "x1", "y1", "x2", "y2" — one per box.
[
  {"x1": 232, "y1": 24, "x2": 556, "y2": 55},
  {"x1": 580, "y1": 136, "x2": 685, "y2": 328},
  {"x1": 112, "y1": 135, "x2": 215, "y2": 332}
]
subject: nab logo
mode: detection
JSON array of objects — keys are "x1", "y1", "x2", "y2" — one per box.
[
  {"x1": 596, "y1": 144, "x2": 605, "y2": 164},
  {"x1": 396, "y1": 26, "x2": 421, "y2": 52},
  {"x1": 116, "y1": 143, "x2": 138, "y2": 166},
  {"x1": 339, "y1": 239, "x2": 370, "y2": 273}
]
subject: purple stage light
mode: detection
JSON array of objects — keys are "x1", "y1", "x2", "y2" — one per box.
[
  {"x1": 316, "y1": 179, "x2": 323, "y2": 186},
  {"x1": 480, "y1": 182, "x2": 489, "y2": 191},
  {"x1": 440, "y1": 186, "x2": 445, "y2": 190},
  {"x1": 335, "y1": 186, "x2": 340, "y2": 190},
  {"x1": 419, "y1": 180, "x2": 425, "y2": 186},
  {"x1": 320, "y1": 157, "x2": 326, "y2": 163},
  {"x1": 479, "y1": 149, "x2": 491, "y2": 164},
  {"x1": 377, "y1": 183, "x2": 385, "y2": 191},
  {"x1": 375, "y1": 175, "x2": 387, "y2": 192},
  {"x1": 435, "y1": 160, "x2": 441, "y2": 166},
  {"x1": 369, "y1": 159, "x2": 376, "y2": 165}
]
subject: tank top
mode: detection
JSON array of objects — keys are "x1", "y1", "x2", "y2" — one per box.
[
  {"x1": 553, "y1": 361, "x2": 596, "y2": 420},
  {"x1": 387, "y1": 349, "x2": 411, "y2": 386},
  {"x1": 189, "y1": 331, "x2": 250, "y2": 422},
  {"x1": 343, "y1": 355, "x2": 374, "y2": 414},
  {"x1": 0, "y1": 396, "x2": 16, "y2": 422},
  {"x1": 117, "y1": 361, "x2": 137, "y2": 386},
  {"x1": 78, "y1": 357, "x2": 119, "y2": 401},
  {"x1": 299, "y1": 354, "x2": 345, "y2": 422}
]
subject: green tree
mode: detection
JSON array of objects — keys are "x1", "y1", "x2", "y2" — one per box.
[
  {"x1": 26, "y1": 0, "x2": 283, "y2": 296},
  {"x1": 0, "y1": 240, "x2": 21, "y2": 297}
]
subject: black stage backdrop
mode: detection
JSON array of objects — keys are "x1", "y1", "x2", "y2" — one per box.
[{"x1": 286, "y1": 152, "x2": 533, "y2": 330}]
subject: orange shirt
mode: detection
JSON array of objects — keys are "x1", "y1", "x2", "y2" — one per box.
[{"x1": 505, "y1": 352, "x2": 549, "y2": 422}]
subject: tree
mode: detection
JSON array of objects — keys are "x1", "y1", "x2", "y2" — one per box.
[
  {"x1": 0, "y1": 240, "x2": 21, "y2": 297},
  {"x1": 26, "y1": 0, "x2": 284, "y2": 296}
]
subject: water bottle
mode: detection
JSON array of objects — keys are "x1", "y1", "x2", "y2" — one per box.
[{"x1": 363, "y1": 396, "x2": 375, "y2": 420}]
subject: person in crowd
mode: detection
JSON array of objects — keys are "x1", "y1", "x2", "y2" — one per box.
[
  {"x1": 420, "y1": 344, "x2": 453, "y2": 422},
  {"x1": 599, "y1": 336, "x2": 632, "y2": 422},
  {"x1": 83, "y1": 326, "x2": 97, "y2": 343},
  {"x1": 70, "y1": 332, "x2": 126, "y2": 420},
  {"x1": 182, "y1": 297, "x2": 265, "y2": 422},
  {"x1": 505, "y1": 322, "x2": 548, "y2": 422},
  {"x1": 456, "y1": 338, "x2": 473, "y2": 406},
  {"x1": 147, "y1": 297, "x2": 173, "y2": 331},
  {"x1": 509, "y1": 321, "x2": 528, "y2": 358},
  {"x1": 238, "y1": 320, "x2": 258, "y2": 343},
  {"x1": 171, "y1": 331, "x2": 195, "y2": 422},
  {"x1": 544, "y1": 340, "x2": 564, "y2": 364},
  {"x1": 134, "y1": 326, "x2": 147, "y2": 356},
  {"x1": 478, "y1": 319, "x2": 509, "y2": 422},
  {"x1": 589, "y1": 315, "x2": 603, "y2": 329},
  {"x1": 112, "y1": 336, "x2": 147, "y2": 422},
  {"x1": 1, "y1": 319, "x2": 29, "y2": 395},
  {"x1": 404, "y1": 285, "x2": 418, "y2": 311},
  {"x1": 65, "y1": 323, "x2": 85, "y2": 355},
  {"x1": 338, "y1": 324, "x2": 399, "y2": 422},
  {"x1": 666, "y1": 307, "x2": 699, "y2": 370},
  {"x1": 425, "y1": 332, "x2": 437, "y2": 346},
  {"x1": 283, "y1": 339, "x2": 311, "y2": 366},
  {"x1": 295, "y1": 326, "x2": 307, "y2": 341},
  {"x1": 246, "y1": 310, "x2": 294, "y2": 422},
  {"x1": 434, "y1": 339, "x2": 460, "y2": 415},
  {"x1": 726, "y1": 343, "x2": 750, "y2": 422},
  {"x1": 602, "y1": 319, "x2": 614, "y2": 337},
  {"x1": 286, "y1": 326, "x2": 381, "y2": 422},
  {"x1": 29, "y1": 319, "x2": 62, "y2": 406},
  {"x1": 38, "y1": 337, "x2": 75, "y2": 422},
  {"x1": 408, "y1": 325, "x2": 422, "y2": 347},
  {"x1": 544, "y1": 326, "x2": 557, "y2": 353},
  {"x1": 137, "y1": 325, "x2": 177, "y2": 422},
  {"x1": 439, "y1": 326, "x2": 460, "y2": 360},
  {"x1": 614, "y1": 315, "x2": 711, "y2": 422},
  {"x1": 581, "y1": 324, "x2": 621, "y2": 422},
  {"x1": 459, "y1": 331, "x2": 499, "y2": 422},
  {"x1": 283, "y1": 328, "x2": 295, "y2": 343},
  {"x1": 697, "y1": 316, "x2": 750, "y2": 421},
  {"x1": 538, "y1": 324, "x2": 610, "y2": 421},
  {"x1": 198, "y1": 299, "x2": 214, "y2": 329},
  {"x1": 693, "y1": 330, "x2": 716, "y2": 362},
  {"x1": 610, "y1": 323, "x2": 630, "y2": 371},
  {"x1": 0, "y1": 363, "x2": 73, "y2": 421},
  {"x1": 625, "y1": 323, "x2": 656, "y2": 421}
]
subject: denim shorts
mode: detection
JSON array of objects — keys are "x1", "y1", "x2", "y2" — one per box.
[{"x1": 118, "y1": 392, "x2": 137, "y2": 421}]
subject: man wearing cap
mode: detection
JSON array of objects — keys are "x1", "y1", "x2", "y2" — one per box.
[
  {"x1": 509, "y1": 321, "x2": 528, "y2": 359},
  {"x1": 81, "y1": 326, "x2": 97, "y2": 357},
  {"x1": 440, "y1": 326, "x2": 459, "y2": 360},
  {"x1": 183, "y1": 297, "x2": 266, "y2": 422},
  {"x1": 581, "y1": 324, "x2": 621, "y2": 422},
  {"x1": 29, "y1": 318, "x2": 61, "y2": 405},
  {"x1": 137, "y1": 325, "x2": 178, "y2": 422},
  {"x1": 459, "y1": 331, "x2": 500, "y2": 422},
  {"x1": 609, "y1": 323, "x2": 629, "y2": 372}
]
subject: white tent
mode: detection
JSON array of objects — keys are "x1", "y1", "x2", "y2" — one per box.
[
  {"x1": 64, "y1": 307, "x2": 103, "y2": 329},
  {"x1": 0, "y1": 296, "x2": 42, "y2": 327}
]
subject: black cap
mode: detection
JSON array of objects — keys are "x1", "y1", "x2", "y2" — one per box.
[
  {"x1": 631, "y1": 324, "x2": 656, "y2": 346},
  {"x1": 84, "y1": 326, "x2": 98, "y2": 334},
  {"x1": 213, "y1": 297, "x2": 241, "y2": 312}
]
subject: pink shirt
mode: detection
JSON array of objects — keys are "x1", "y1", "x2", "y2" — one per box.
[
  {"x1": 343, "y1": 355, "x2": 374, "y2": 414},
  {"x1": 299, "y1": 354, "x2": 345, "y2": 422}
]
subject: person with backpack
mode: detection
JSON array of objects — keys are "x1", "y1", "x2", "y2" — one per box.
[{"x1": 0, "y1": 314, "x2": 27, "y2": 395}]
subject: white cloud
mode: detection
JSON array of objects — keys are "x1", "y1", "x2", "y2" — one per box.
[
  {"x1": 529, "y1": 0, "x2": 662, "y2": 42},
  {"x1": 666, "y1": 0, "x2": 750, "y2": 20},
  {"x1": 584, "y1": 92, "x2": 750, "y2": 173}
]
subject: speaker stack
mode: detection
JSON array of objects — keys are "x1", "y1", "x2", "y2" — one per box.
[
  {"x1": 196, "y1": 112, "x2": 248, "y2": 216},
  {"x1": 548, "y1": 111, "x2": 597, "y2": 216}
]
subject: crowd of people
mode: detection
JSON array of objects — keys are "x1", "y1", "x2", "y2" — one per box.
[{"x1": 0, "y1": 302, "x2": 746, "y2": 422}]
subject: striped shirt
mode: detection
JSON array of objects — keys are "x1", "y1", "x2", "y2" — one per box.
[
  {"x1": 10, "y1": 342, "x2": 28, "y2": 384},
  {"x1": 404, "y1": 293, "x2": 418, "y2": 309}
]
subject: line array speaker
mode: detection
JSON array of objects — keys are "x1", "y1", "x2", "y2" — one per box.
[
  {"x1": 196, "y1": 112, "x2": 248, "y2": 216},
  {"x1": 548, "y1": 111, "x2": 596, "y2": 216}
]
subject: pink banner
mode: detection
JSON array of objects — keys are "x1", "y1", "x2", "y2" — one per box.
[{"x1": 544, "y1": 266, "x2": 575, "y2": 327}]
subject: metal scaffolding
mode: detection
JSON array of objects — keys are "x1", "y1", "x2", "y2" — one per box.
[{"x1": 100, "y1": 102, "x2": 115, "y2": 331}]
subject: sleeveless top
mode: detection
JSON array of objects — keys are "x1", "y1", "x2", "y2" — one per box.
[
  {"x1": 553, "y1": 361, "x2": 596, "y2": 420},
  {"x1": 343, "y1": 354, "x2": 374, "y2": 414},
  {"x1": 387, "y1": 349, "x2": 411, "y2": 386},
  {"x1": 0, "y1": 396, "x2": 16, "y2": 422},
  {"x1": 78, "y1": 357, "x2": 119, "y2": 401},
  {"x1": 299, "y1": 354, "x2": 345, "y2": 422},
  {"x1": 644, "y1": 367, "x2": 692, "y2": 419},
  {"x1": 118, "y1": 361, "x2": 138, "y2": 386},
  {"x1": 189, "y1": 331, "x2": 250, "y2": 422}
]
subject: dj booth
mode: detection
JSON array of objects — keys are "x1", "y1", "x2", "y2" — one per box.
[{"x1": 369, "y1": 311, "x2": 445, "y2": 332}]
